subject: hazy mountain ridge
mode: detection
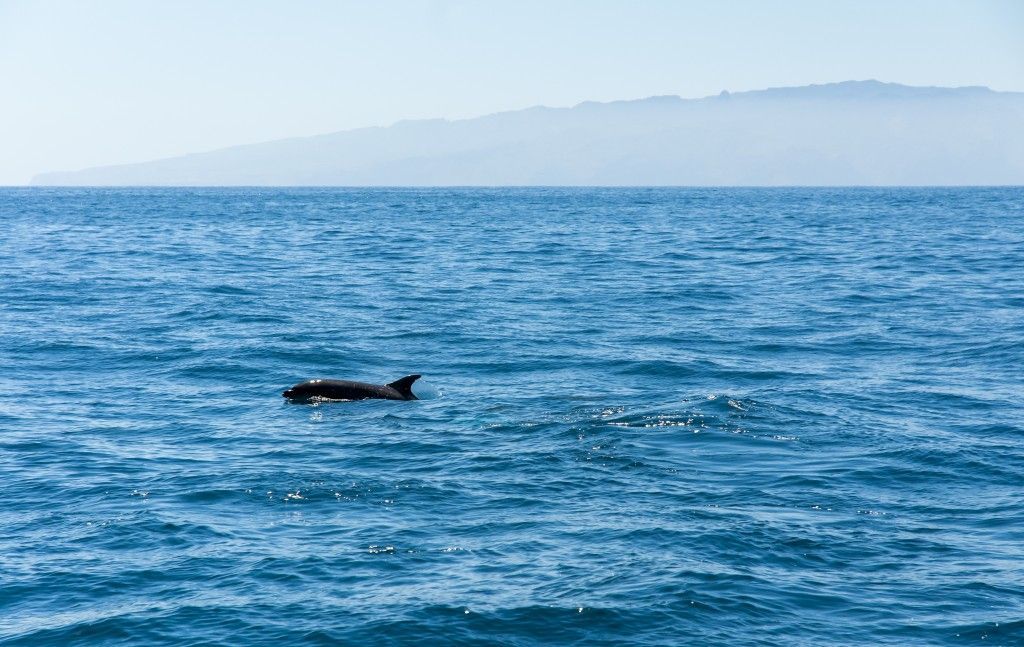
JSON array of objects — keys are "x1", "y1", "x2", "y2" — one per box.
[{"x1": 32, "y1": 80, "x2": 1024, "y2": 186}]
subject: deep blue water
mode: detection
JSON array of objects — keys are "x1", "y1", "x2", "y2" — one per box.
[{"x1": 1, "y1": 187, "x2": 1023, "y2": 646}]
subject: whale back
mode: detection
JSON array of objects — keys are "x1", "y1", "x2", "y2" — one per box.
[
  {"x1": 387, "y1": 374, "x2": 421, "y2": 400},
  {"x1": 282, "y1": 375, "x2": 422, "y2": 402}
]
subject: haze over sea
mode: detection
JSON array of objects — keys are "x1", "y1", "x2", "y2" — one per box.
[{"x1": 2, "y1": 187, "x2": 1023, "y2": 645}]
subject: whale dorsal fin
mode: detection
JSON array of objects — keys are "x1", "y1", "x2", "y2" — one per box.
[{"x1": 387, "y1": 374, "x2": 421, "y2": 399}]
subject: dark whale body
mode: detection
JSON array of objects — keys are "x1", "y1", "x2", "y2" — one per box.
[{"x1": 283, "y1": 374, "x2": 420, "y2": 402}]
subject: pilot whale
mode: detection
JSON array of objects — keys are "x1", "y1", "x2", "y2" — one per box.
[{"x1": 282, "y1": 374, "x2": 420, "y2": 402}]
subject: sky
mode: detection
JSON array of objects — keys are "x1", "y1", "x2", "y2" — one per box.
[{"x1": 1, "y1": 0, "x2": 1022, "y2": 185}]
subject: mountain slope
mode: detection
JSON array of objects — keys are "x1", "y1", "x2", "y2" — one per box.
[{"x1": 32, "y1": 81, "x2": 1024, "y2": 186}]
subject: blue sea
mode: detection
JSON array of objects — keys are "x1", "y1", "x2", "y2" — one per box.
[{"x1": 1, "y1": 187, "x2": 1023, "y2": 646}]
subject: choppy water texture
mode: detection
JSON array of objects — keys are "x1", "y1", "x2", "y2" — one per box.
[{"x1": 1, "y1": 187, "x2": 1023, "y2": 646}]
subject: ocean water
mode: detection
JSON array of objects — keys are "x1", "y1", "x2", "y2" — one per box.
[{"x1": 1, "y1": 187, "x2": 1023, "y2": 646}]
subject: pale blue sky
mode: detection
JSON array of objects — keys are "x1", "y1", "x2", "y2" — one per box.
[{"x1": 1, "y1": 0, "x2": 1022, "y2": 184}]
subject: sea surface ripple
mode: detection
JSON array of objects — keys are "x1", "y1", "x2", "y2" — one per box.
[{"x1": 1, "y1": 187, "x2": 1023, "y2": 645}]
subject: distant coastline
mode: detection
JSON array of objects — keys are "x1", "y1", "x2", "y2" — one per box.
[{"x1": 32, "y1": 81, "x2": 1024, "y2": 187}]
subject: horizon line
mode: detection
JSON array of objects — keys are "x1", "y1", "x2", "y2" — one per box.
[{"x1": 5, "y1": 184, "x2": 1024, "y2": 190}]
